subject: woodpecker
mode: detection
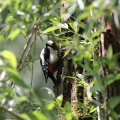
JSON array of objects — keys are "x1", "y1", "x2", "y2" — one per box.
[{"x1": 40, "y1": 40, "x2": 59, "y2": 85}]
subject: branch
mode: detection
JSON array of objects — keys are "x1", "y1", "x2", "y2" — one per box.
[
  {"x1": 0, "y1": 105, "x2": 26, "y2": 120},
  {"x1": 86, "y1": 83, "x2": 102, "y2": 106},
  {"x1": 30, "y1": 35, "x2": 36, "y2": 87},
  {"x1": 17, "y1": 30, "x2": 34, "y2": 70},
  {"x1": 18, "y1": 34, "x2": 38, "y2": 72},
  {"x1": 18, "y1": 58, "x2": 39, "y2": 71},
  {"x1": 17, "y1": 19, "x2": 41, "y2": 71}
]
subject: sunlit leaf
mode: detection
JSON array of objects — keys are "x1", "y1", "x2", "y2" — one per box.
[
  {"x1": 16, "y1": 96, "x2": 28, "y2": 102},
  {"x1": 21, "y1": 111, "x2": 47, "y2": 120},
  {"x1": 64, "y1": 102, "x2": 74, "y2": 120},
  {"x1": 107, "y1": 45, "x2": 113, "y2": 60},
  {"x1": 63, "y1": 47, "x2": 72, "y2": 58},
  {"x1": 90, "y1": 106, "x2": 96, "y2": 113},
  {"x1": 56, "y1": 94, "x2": 63, "y2": 107},
  {"x1": 0, "y1": 0, "x2": 120, "y2": 119},
  {"x1": 50, "y1": 17, "x2": 60, "y2": 24},
  {"x1": 57, "y1": 23, "x2": 68, "y2": 29},
  {"x1": 65, "y1": 112, "x2": 73, "y2": 120},
  {"x1": 32, "y1": 111, "x2": 48, "y2": 120},
  {"x1": 42, "y1": 26, "x2": 60, "y2": 34},
  {"x1": 46, "y1": 101, "x2": 55, "y2": 110},
  {"x1": 1, "y1": 50, "x2": 17, "y2": 68},
  {"x1": 69, "y1": 20, "x2": 78, "y2": 32},
  {"x1": 8, "y1": 29, "x2": 20, "y2": 40}
]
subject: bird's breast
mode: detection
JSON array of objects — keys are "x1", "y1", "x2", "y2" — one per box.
[{"x1": 49, "y1": 51, "x2": 58, "y2": 64}]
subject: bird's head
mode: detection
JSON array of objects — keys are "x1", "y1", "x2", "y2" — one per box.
[{"x1": 46, "y1": 40, "x2": 58, "y2": 50}]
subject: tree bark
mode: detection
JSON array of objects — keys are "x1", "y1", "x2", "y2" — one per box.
[
  {"x1": 53, "y1": 1, "x2": 89, "y2": 119},
  {"x1": 99, "y1": 14, "x2": 120, "y2": 117},
  {"x1": 54, "y1": 1, "x2": 120, "y2": 119}
]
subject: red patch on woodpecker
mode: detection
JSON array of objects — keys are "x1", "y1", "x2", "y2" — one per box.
[
  {"x1": 48, "y1": 62, "x2": 57, "y2": 75},
  {"x1": 48, "y1": 65, "x2": 55, "y2": 75}
]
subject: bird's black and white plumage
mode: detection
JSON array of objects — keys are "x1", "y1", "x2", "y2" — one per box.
[{"x1": 40, "y1": 40, "x2": 58, "y2": 85}]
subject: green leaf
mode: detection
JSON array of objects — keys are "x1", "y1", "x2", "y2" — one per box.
[
  {"x1": 50, "y1": 17, "x2": 60, "y2": 24},
  {"x1": 1, "y1": 50, "x2": 17, "y2": 68},
  {"x1": 21, "y1": 111, "x2": 48, "y2": 120},
  {"x1": 27, "y1": 54, "x2": 32, "y2": 62},
  {"x1": 65, "y1": 112, "x2": 73, "y2": 120},
  {"x1": 77, "y1": 12, "x2": 90, "y2": 21},
  {"x1": 57, "y1": 23, "x2": 68, "y2": 29},
  {"x1": 9, "y1": 90, "x2": 14, "y2": 99},
  {"x1": 106, "y1": 74, "x2": 120, "y2": 85},
  {"x1": 107, "y1": 45, "x2": 113, "y2": 59},
  {"x1": 108, "y1": 96, "x2": 120, "y2": 109},
  {"x1": 8, "y1": 29, "x2": 20, "y2": 40},
  {"x1": 63, "y1": 47, "x2": 72, "y2": 58},
  {"x1": 46, "y1": 101, "x2": 55, "y2": 110},
  {"x1": 56, "y1": 94, "x2": 63, "y2": 107},
  {"x1": 90, "y1": 106, "x2": 96, "y2": 113},
  {"x1": 0, "y1": 66, "x2": 19, "y2": 77},
  {"x1": 32, "y1": 111, "x2": 48, "y2": 120},
  {"x1": 78, "y1": 102, "x2": 86, "y2": 110},
  {"x1": 12, "y1": 75, "x2": 30, "y2": 89},
  {"x1": 42, "y1": 26, "x2": 60, "y2": 33},
  {"x1": 92, "y1": 29, "x2": 103, "y2": 38},
  {"x1": 64, "y1": 102, "x2": 71, "y2": 112},
  {"x1": 69, "y1": 20, "x2": 78, "y2": 32},
  {"x1": 64, "y1": 102, "x2": 74, "y2": 120},
  {"x1": 16, "y1": 96, "x2": 28, "y2": 102}
]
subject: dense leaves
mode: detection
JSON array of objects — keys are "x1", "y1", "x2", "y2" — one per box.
[{"x1": 0, "y1": 0, "x2": 120, "y2": 119}]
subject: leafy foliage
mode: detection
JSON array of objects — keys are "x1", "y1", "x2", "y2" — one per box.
[{"x1": 0, "y1": 0, "x2": 120, "y2": 119}]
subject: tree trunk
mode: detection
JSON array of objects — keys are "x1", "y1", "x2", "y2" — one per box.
[
  {"x1": 53, "y1": 1, "x2": 90, "y2": 120},
  {"x1": 99, "y1": 14, "x2": 120, "y2": 117},
  {"x1": 54, "y1": 1, "x2": 120, "y2": 119}
]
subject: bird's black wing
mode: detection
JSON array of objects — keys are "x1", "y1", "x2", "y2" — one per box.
[{"x1": 40, "y1": 47, "x2": 50, "y2": 83}]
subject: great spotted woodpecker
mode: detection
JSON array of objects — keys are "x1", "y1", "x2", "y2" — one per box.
[{"x1": 40, "y1": 40, "x2": 58, "y2": 85}]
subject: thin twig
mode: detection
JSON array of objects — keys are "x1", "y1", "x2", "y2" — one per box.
[
  {"x1": 18, "y1": 58, "x2": 39, "y2": 71},
  {"x1": 17, "y1": 19, "x2": 41, "y2": 71},
  {"x1": 17, "y1": 31, "x2": 34, "y2": 70},
  {"x1": 28, "y1": 35, "x2": 37, "y2": 104},
  {"x1": 18, "y1": 33, "x2": 39, "y2": 72},
  {"x1": 0, "y1": 105, "x2": 26, "y2": 120},
  {"x1": 11, "y1": 19, "x2": 41, "y2": 89},
  {"x1": 30, "y1": 35, "x2": 36, "y2": 87}
]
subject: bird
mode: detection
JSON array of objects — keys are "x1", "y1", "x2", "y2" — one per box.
[{"x1": 40, "y1": 40, "x2": 59, "y2": 85}]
